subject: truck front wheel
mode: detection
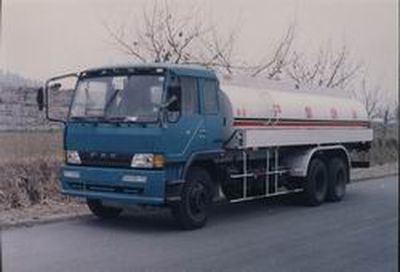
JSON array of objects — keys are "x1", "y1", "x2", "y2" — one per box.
[
  {"x1": 326, "y1": 157, "x2": 348, "y2": 202},
  {"x1": 87, "y1": 199, "x2": 122, "y2": 219},
  {"x1": 171, "y1": 167, "x2": 213, "y2": 230},
  {"x1": 302, "y1": 158, "x2": 328, "y2": 206}
]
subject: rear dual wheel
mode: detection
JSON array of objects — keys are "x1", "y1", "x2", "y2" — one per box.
[
  {"x1": 302, "y1": 156, "x2": 347, "y2": 206},
  {"x1": 302, "y1": 158, "x2": 328, "y2": 206},
  {"x1": 326, "y1": 158, "x2": 348, "y2": 201}
]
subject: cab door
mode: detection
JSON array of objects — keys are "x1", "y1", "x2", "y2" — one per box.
[
  {"x1": 163, "y1": 75, "x2": 205, "y2": 160},
  {"x1": 199, "y1": 78, "x2": 224, "y2": 150}
]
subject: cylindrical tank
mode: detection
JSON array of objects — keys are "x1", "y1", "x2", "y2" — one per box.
[{"x1": 219, "y1": 84, "x2": 370, "y2": 142}]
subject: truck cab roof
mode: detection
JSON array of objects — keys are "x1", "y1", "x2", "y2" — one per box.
[{"x1": 81, "y1": 63, "x2": 218, "y2": 79}]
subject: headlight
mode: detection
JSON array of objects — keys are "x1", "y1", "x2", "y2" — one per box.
[
  {"x1": 131, "y1": 154, "x2": 165, "y2": 168},
  {"x1": 66, "y1": 150, "x2": 81, "y2": 164}
]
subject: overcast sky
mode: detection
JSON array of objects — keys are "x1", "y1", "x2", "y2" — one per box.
[{"x1": 1, "y1": 0, "x2": 398, "y2": 100}]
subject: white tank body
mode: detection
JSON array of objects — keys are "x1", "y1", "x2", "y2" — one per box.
[{"x1": 219, "y1": 84, "x2": 371, "y2": 143}]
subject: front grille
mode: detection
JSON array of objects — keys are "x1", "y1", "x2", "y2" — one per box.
[
  {"x1": 68, "y1": 182, "x2": 143, "y2": 195},
  {"x1": 79, "y1": 151, "x2": 132, "y2": 168}
]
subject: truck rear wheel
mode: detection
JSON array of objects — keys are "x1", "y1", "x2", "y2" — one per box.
[
  {"x1": 326, "y1": 157, "x2": 348, "y2": 202},
  {"x1": 302, "y1": 158, "x2": 328, "y2": 206},
  {"x1": 171, "y1": 167, "x2": 213, "y2": 230},
  {"x1": 87, "y1": 199, "x2": 122, "y2": 219}
]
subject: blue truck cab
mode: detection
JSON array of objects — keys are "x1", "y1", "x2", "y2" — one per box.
[{"x1": 38, "y1": 63, "x2": 226, "y2": 229}]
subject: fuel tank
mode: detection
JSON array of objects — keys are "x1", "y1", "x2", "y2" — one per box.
[{"x1": 218, "y1": 81, "x2": 370, "y2": 142}]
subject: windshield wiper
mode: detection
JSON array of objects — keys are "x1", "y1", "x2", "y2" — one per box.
[
  {"x1": 104, "y1": 116, "x2": 140, "y2": 123},
  {"x1": 104, "y1": 88, "x2": 122, "y2": 113},
  {"x1": 70, "y1": 116, "x2": 109, "y2": 123},
  {"x1": 70, "y1": 116, "x2": 97, "y2": 122}
]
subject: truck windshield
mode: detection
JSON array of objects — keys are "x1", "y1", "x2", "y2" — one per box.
[{"x1": 69, "y1": 74, "x2": 165, "y2": 123}]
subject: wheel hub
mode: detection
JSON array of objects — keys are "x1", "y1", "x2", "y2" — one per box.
[
  {"x1": 189, "y1": 183, "x2": 207, "y2": 215},
  {"x1": 335, "y1": 171, "x2": 345, "y2": 196}
]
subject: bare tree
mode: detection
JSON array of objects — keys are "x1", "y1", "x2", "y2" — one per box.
[
  {"x1": 250, "y1": 24, "x2": 296, "y2": 79},
  {"x1": 104, "y1": 0, "x2": 238, "y2": 74},
  {"x1": 285, "y1": 45, "x2": 362, "y2": 89},
  {"x1": 379, "y1": 100, "x2": 399, "y2": 136},
  {"x1": 247, "y1": 25, "x2": 363, "y2": 91},
  {"x1": 105, "y1": 1, "x2": 365, "y2": 94},
  {"x1": 352, "y1": 76, "x2": 384, "y2": 120},
  {"x1": 380, "y1": 105, "x2": 395, "y2": 125}
]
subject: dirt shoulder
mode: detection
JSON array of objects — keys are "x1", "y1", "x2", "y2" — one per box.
[
  {"x1": 0, "y1": 200, "x2": 89, "y2": 229},
  {"x1": 1, "y1": 162, "x2": 398, "y2": 229},
  {"x1": 351, "y1": 162, "x2": 398, "y2": 181}
]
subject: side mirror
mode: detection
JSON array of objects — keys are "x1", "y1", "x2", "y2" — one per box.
[
  {"x1": 41, "y1": 72, "x2": 78, "y2": 124},
  {"x1": 166, "y1": 86, "x2": 181, "y2": 112},
  {"x1": 49, "y1": 82, "x2": 62, "y2": 91},
  {"x1": 37, "y1": 87, "x2": 44, "y2": 111}
]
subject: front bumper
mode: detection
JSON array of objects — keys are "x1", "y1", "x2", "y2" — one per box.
[{"x1": 60, "y1": 165, "x2": 167, "y2": 205}]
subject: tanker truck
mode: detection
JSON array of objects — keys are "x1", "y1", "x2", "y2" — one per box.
[{"x1": 36, "y1": 63, "x2": 372, "y2": 229}]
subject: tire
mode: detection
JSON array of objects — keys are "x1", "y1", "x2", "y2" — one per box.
[
  {"x1": 302, "y1": 158, "x2": 328, "y2": 206},
  {"x1": 87, "y1": 199, "x2": 122, "y2": 219},
  {"x1": 326, "y1": 157, "x2": 348, "y2": 202},
  {"x1": 171, "y1": 167, "x2": 213, "y2": 230}
]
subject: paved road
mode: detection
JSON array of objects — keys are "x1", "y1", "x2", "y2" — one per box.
[{"x1": 2, "y1": 176, "x2": 398, "y2": 272}]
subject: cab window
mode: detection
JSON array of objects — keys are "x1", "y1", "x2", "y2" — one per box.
[
  {"x1": 166, "y1": 76, "x2": 198, "y2": 122},
  {"x1": 203, "y1": 80, "x2": 219, "y2": 114},
  {"x1": 181, "y1": 77, "x2": 199, "y2": 114}
]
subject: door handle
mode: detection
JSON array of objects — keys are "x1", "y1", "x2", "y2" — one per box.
[{"x1": 198, "y1": 129, "x2": 207, "y2": 139}]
